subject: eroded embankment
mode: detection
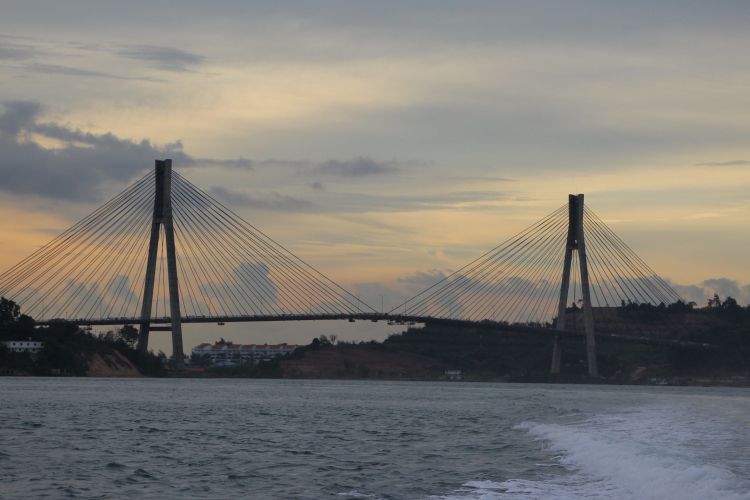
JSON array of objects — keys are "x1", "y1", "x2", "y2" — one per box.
[{"x1": 85, "y1": 351, "x2": 141, "y2": 377}]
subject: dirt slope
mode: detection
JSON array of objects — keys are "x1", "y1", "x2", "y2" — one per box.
[{"x1": 86, "y1": 351, "x2": 141, "y2": 377}]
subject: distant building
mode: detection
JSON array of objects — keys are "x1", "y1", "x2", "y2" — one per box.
[
  {"x1": 444, "y1": 369, "x2": 462, "y2": 381},
  {"x1": 2, "y1": 341, "x2": 44, "y2": 354},
  {"x1": 191, "y1": 342, "x2": 300, "y2": 366}
]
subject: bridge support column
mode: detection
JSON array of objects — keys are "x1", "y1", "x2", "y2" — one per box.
[
  {"x1": 551, "y1": 194, "x2": 598, "y2": 377},
  {"x1": 137, "y1": 159, "x2": 184, "y2": 368}
]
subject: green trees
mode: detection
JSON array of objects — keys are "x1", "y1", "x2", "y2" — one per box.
[
  {"x1": 117, "y1": 325, "x2": 139, "y2": 348},
  {"x1": 0, "y1": 297, "x2": 35, "y2": 341},
  {"x1": 0, "y1": 297, "x2": 20, "y2": 326},
  {"x1": 0, "y1": 297, "x2": 166, "y2": 376},
  {"x1": 705, "y1": 294, "x2": 745, "y2": 315},
  {"x1": 707, "y1": 294, "x2": 723, "y2": 308}
]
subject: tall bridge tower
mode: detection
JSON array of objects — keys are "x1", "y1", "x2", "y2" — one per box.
[
  {"x1": 137, "y1": 159, "x2": 184, "y2": 366},
  {"x1": 0, "y1": 160, "x2": 682, "y2": 376},
  {"x1": 551, "y1": 194, "x2": 597, "y2": 376}
]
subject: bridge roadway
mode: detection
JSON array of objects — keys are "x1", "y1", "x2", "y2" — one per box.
[{"x1": 37, "y1": 314, "x2": 712, "y2": 349}]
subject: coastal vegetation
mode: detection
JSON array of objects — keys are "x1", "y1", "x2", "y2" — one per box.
[
  {"x1": 2, "y1": 295, "x2": 749, "y2": 384},
  {"x1": 274, "y1": 298, "x2": 750, "y2": 384},
  {"x1": 0, "y1": 297, "x2": 165, "y2": 376}
]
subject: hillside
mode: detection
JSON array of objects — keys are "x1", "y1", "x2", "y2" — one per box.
[{"x1": 280, "y1": 342, "x2": 446, "y2": 380}]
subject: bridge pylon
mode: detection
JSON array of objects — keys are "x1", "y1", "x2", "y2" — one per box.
[
  {"x1": 551, "y1": 194, "x2": 598, "y2": 377},
  {"x1": 137, "y1": 159, "x2": 184, "y2": 367}
]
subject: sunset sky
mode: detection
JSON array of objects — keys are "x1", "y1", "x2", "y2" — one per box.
[{"x1": 2, "y1": 1, "x2": 749, "y2": 352}]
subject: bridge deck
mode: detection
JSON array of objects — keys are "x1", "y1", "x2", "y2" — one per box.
[{"x1": 37, "y1": 314, "x2": 712, "y2": 348}]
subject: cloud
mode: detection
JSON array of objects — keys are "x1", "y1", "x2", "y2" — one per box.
[
  {"x1": 0, "y1": 101, "x2": 445, "y2": 212},
  {"x1": 350, "y1": 282, "x2": 403, "y2": 313},
  {"x1": 395, "y1": 269, "x2": 556, "y2": 321},
  {"x1": 702, "y1": 278, "x2": 744, "y2": 301},
  {"x1": 395, "y1": 269, "x2": 465, "y2": 316},
  {"x1": 452, "y1": 175, "x2": 517, "y2": 183},
  {"x1": 209, "y1": 186, "x2": 313, "y2": 212},
  {"x1": 0, "y1": 100, "x2": 247, "y2": 201},
  {"x1": 207, "y1": 183, "x2": 507, "y2": 214},
  {"x1": 195, "y1": 158, "x2": 253, "y2": 169},
  {"x1": 398, "y1": 269, "x2": 450, "y2": 287},
  {"x1": 116, "y1": 45, "x2": 205, "y2": 71},
  {"x1": 694, "y1": 160, "x2": 750, "y2": 167},
  {"x1": 234, "y1": 261, "x2": 278, "y2": 306},
  {"x1": 27, "y1": 62, "x2": 161, "y2": 82},
  {"x1": 667, "y1": 277, "x2": 750, "y2": 306},
  {"x1": 196, "y1": 261, "x2": 319, "y2": 315},
  {"x1": 0, "y1": 35, "x2": 201, "y2": 75},
  {"x1": 0, "y1": 100, "x2": 40, "y2": 136},
  {"x1": 668, "y1": 283, "x2": 706, "y2": 305},
  {"x1": 311, "y1": 189, "x2": 511, "y2": 213},
  {"x1": 0, "y1": 40, "x2": 38, "y2": 60},
  {"x1": 313, "y1": 156, "x2": 399, "y2": 177},
  {"x1": 103, "y1": 275, "x2": 139, "y2": 312}
]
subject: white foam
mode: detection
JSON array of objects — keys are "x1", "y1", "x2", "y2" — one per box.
[
  {"x1": 521, "y1": 401, "x2": 750, "y2": 500},
  {"x1": 433, "y1": 477, "x2": 599, "y2": 499},
  {"x1": 517, "y1": 419, "x2": 749, "y2": 500},
  {"x1": 437, "y1": 404, "x2": 750, "y2": 500},
  {"x1": 337, "y1": 490, "x2": 383, "y2": 499}
]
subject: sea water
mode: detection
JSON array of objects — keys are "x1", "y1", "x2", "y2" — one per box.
[{"x1": 0, "y1": 378, "x2": 748, "y2": 499}]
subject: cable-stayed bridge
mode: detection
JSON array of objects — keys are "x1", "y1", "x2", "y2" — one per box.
[{"x1": 0, "y1": 160, "x2": 686, "y2": 375}]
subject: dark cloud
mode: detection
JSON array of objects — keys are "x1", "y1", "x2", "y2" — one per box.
[
  {"x1": 695, "y1": 160, "x2": 750, "y2": 167},
  {"x1": 314, "y1": 156, "x2": 399, "y2": 177},
  {"x1": 0, "y1": 100, "x2": 40, "y2": 136},
  {"x1": 116, "y1": 45, "x2": 205, "y2": 72},
  {"x1": 209, "y1": 186, "x2": 313, "y2": 212},
  {"x1": 0, "y1": 100, "x2": 247, "y2": 201},
  {"x1": 1, "y1": 35, "x2": 202, "y2": 74},
  {"x1": 0, "y1": 101, "x2": 445, "y2": 211},
  {"x1": 27, "y1": 62, "x2": 161, "y2": 81},
  {"x1": 0, "y1": 40, "x2": 38, "y2": 60}
]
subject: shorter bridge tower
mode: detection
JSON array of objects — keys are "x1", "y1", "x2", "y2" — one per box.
[
  {"x1": 137, "y1": 159, "x2": 184, "y2": 367},
  {"x1": 551, "y1": 194, "x2": 598, "y2": 377}
]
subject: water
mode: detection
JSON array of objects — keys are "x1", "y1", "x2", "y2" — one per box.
[{"x1": 0, "y1": 378, "x2": 748, "y2": 499}]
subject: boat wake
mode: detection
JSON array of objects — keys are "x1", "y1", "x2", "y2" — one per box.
[{"x1": 438, "y1": 402, "x2": 750, "y2": 500}]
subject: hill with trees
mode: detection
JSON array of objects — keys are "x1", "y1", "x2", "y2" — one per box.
[{"x1": 0, "y1": 297, "x2": 165, "y2": 376}]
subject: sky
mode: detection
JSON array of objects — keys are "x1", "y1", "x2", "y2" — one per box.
[{"x1": 1, "y1": 1, "x2": 750, "y2": 354}]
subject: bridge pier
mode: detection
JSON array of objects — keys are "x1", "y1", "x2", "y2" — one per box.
[
  {"x1": 551, "y1": 194, "x2": 598, "y2": 377},
  {"x1": 137, "y1": 159, "x2": 185, "y2": 367}
]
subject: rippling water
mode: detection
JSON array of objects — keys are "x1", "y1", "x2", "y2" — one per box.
[{"x1": 1, "y1": 378, "x2": 748, "y2": 499}]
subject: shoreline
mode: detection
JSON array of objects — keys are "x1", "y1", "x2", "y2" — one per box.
[{"x1": 3, "y1": 371, "x2": 748, "y2": 388}]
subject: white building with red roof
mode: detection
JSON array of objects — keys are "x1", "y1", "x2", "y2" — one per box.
[{"x1": 191, "y1": 341, "x2": 300, "y2": 366}]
